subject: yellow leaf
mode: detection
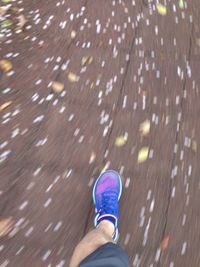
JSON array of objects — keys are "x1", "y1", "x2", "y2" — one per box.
[
  {"x1": 68, "y1": 72, "x2": 79, "y2": 82},
  {"x1": 1, "y1": 19, "x2": 13, "y2": 28},
  {"x1": 156, "y1": 3, "x2": 167, "y2": 15},
  {"x1": 0, "y1": 59, "x2": 12, "y2": 73},
  {"x1": 0, "y1": 218, "x2": 13, "y2": 237},
  {"x1": 0, "y1": 101, "x2": 12, "y2": 111},
  {"x1": 115, "y1": 136, "x2": 127, "y2": 147},
  {"x1": 138, "y1": 147, "x2": 149, "y2": 163},
  {"x1": 81, "y1": 56, "x2": 93, "y2": 66},
  {"x1": 179, "y1": 0, "x2": 184, "y2": 9},
  {"x1": 52, "y1": 81, "x2": 64, "y2": 93},
  {"x1": 71, "y1": 30, "x2": 76, "y2": 39},
  {"x1": 139, "y1": 120, "x2": 150, "y2": 136},
  {"x1": 192, "y1": 140, "x2": 197, "y2": 152}
]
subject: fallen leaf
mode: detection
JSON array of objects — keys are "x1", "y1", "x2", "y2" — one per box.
[
  {"x1": 139, "y1": 120, "x2": 150, "y2": 136},
  {"x1": 52, "y1": 81, "x2": 64, "y2": 93},
  {"x1": 137, "y1": 147, "x2": 149, "y2": 163},
  {"x1": 89, "y1": 152, "x2": 96, "y2": 164},
  {"x1": 0, "y1": 218, "x2": 13, "y2": 237},
  {"x1": 68, "y1": 72, "x2": 79, "y2": 82},
  {"x1": 115, "y1": 135, "x2": 127, "y2": 147},
  {"x1": 0, "y1": 6, "x2": 8, "y2": 16},
  {"x1": 160, "y1": 236, "x2": 170, "y2": 250},
  {"x1": 1, "y1": 0, "x2": 11, "y2": 3},
  {"x1": 17, "y1": 15, "x2": 27, "y2": 29},
  {"x1": 0, "y1": 59, "x2": 12, "y2": 73},
  {"x1": 1, "y1": 19, "x2": 13, "y2": 28},
  {"x1": 10, "y1": 7, "x2": 19, "y2": 13},
  {"x1": 196, "y1": 39, "x2": 200, "y2": 47},
  {"x1": 192, "y1": 140, "x2": 197, "y2": 152},
  {"x1": 71, "y1": 30, "x2": 76, "y2": 39},
  {"x1": 156, "y1": 3, "x2": 167, "y2": 15},
  {"x1": 81, "y1": 56, "x2": 93, "y2": 66},
  {"x1": 0, "y1": 101, "x2": 12, "y2": 111},
  {"x1": 179, "y1": 0, "x2": 184, "y2": 9}
]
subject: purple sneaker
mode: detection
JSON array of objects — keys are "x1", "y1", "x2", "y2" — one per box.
[{"x1": 93, "y1": 170, "x2": 122, "y2": 241}]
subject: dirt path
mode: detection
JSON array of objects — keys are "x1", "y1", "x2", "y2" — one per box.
[{"x1": 0, "y1": 0, "x2": 200, "y2": 266}]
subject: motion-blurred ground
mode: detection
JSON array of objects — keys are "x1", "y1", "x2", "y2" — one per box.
[{"x1": 0, "y1": 0, "x2": 200, "y2": 266}]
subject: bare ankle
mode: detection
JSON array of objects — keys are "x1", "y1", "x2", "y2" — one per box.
[{"x1": 97, "y1": 220, "x2": 115, "y2": 238}]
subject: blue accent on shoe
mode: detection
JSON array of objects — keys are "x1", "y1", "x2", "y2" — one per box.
[{"x1": 92, "y1": 170, "x2": 122, "y2": 241}]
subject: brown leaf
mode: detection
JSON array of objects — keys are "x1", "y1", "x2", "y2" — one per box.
[
  {"x1": 0, "y1": 101, "x2": 12, "y2": 111},
  {"x1": 160, "y1": 236, "x2": 169, "y2": 250},
  {"x1": 0, "y1": 59, "x2": 12, "y2": 73},
  {"x1": 17, "y1": 15, "x2": 27, "y2": 29},
  {"x1": 0, "y1": 6, "x2": 9, "y2": 16},
  {"x1": 81, "y1": 56, "x2": 93, "y2": 66},
  {"x1": 52, "y1": 81, "x2": 64, "y2": 93},
  {"x1": 0, "y1": 218, "x2": 13, "y2": 237}
]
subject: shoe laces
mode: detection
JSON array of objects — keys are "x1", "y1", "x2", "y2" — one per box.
[{"x1": 99, "y1": 190, "x2": 118, "y2": 215}]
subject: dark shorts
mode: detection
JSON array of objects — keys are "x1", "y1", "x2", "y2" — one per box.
[{"x1": 78, "y1": 242, "x2": 130, "y2": 267}]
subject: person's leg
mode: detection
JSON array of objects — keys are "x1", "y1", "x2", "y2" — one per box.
[
  {"x1": 69, "y1": 220, "x2": 114, "y2": 267},
  {"x1": 69, "y1": 170, "x2": 128, "y2": 267}
]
